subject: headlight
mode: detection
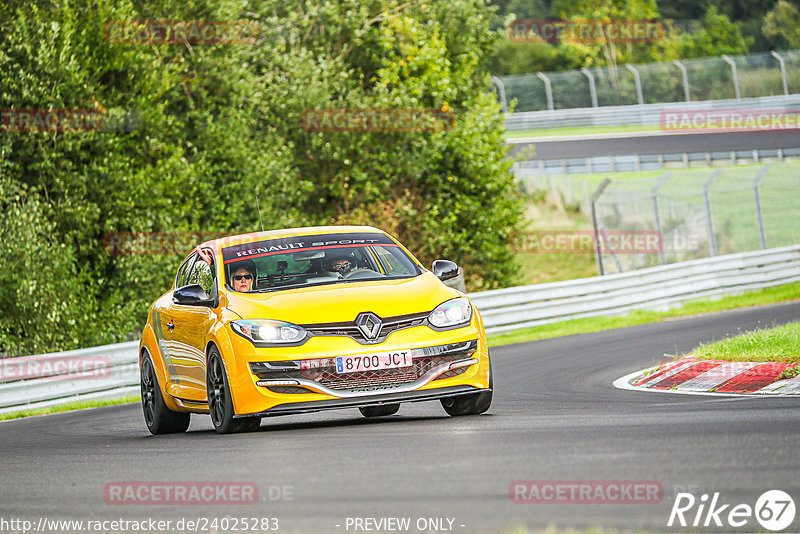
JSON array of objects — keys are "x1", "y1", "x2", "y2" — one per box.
[
  {"x1": 231, "y1": 320, "x2": 307, "y2": 344},
  {"x1": 428, "y1": 297, "x2": 472, "y2": 329}
]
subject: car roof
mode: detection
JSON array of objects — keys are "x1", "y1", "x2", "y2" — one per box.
[{"x1": 199, "y1": 225, "x2": 389, "y2": 250}]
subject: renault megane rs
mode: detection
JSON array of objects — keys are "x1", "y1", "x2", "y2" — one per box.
[{"x1": 139, "y1": 226, "x2": 492, "y2": 434}]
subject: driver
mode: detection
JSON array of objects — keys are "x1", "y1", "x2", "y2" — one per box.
[
  {"x1": 323, "y1": 250, "x2": 356, "y2": 277},
  {"x1": 229, "y1": 259, "x2": 257, "y2": 292}
]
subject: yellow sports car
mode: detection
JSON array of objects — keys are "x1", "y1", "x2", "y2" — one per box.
[{"x1": 139, "y1": 226, "x2": 492, "y2": 434}]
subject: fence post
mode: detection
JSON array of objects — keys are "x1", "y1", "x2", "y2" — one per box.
[
  {"x1": 625, "y1": 64, "x2": 644, "y2": 105},
  {"x1": 491, "y1": 76, "x2": 508, "y2": 113},
  {"x1": 703, "y1": 170, "x2": 721, "y2": 257},
  {"x1": 721, "y1": 55, "x2": 741, "y2": 100},
  {"x1": 770, "y1": 51, "x2": 789, "y2": 96},
  {"x1": 673, "y1": 60, "x2": 691, "y2": 102},
  {"x1": 597, "y1": 221, "x2": 624, "y2": 273},
  {"x1": 652, "y1": 172, "x2": 672, "y2": 265},
  {"x1": 582, "y1": 180, "x2": 589, "y2": 213},
  {"x1": 752, "y1": 164, "x2": 772, "y2": 250},
  {"x1": 591, "y1": 178, "x2": 612, "y2": 275},
  {"x1": 580, "y1": 68, "x2": 599, "y2": 108},
  {"x1": 565, "y1": 175, "x2": 572, "y2": 204},
  {"x1": 536, "y1": 72, "x2": 554, "y2": 111}
]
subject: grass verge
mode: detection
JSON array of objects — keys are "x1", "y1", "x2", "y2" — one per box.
[
  {"x1": 0, "y1": 395, "x2": 140, "y2": 422},
  {"x1": 504, "y1": 124, "x2": 661, "y2": 139},
  {"x1": 487, "y1": 281, "x2": 800, "y2": 348},
  {"x1": 690, "y1": 321, "x2": 800, "y2": 364}
]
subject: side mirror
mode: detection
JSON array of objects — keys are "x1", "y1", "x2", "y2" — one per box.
[
  {"x1": 432, "y1": 259, "x2": 459, "y2": 281},
  {"x1": 173, "y1": 284, "x2": 215, "y2": 307}
]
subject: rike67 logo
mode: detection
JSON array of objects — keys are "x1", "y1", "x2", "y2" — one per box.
[{"x1": 669, "y1": 490, "x2": 796, "y2": 531}]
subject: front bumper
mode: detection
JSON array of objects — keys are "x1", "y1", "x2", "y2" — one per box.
[
  {"x1": 226, "y1": 326, "x2": 491, "y2": 417},
  {"x1": 250, "y1": 339, "x2": 479, "y2": 398},
  {"x1": 234, "y1": 384, "x2": 489, "y2": 418}
]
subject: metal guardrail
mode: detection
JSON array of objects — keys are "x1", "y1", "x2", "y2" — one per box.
[
  {"x1": 471, "y1": 245, "x2": 800, "y2": 334},
  {"x1": 504, "y1": 94, "x2": 800, "y2": 131},
  {"x1": 0, "y1": 341, "x2": 139, "y2": 414},
  {"x1": 513, "y1": 148, "x2": 800, "y2": 177},
  {"x1": 2, "y1": 245, "x2": 799, "y2": 412}
]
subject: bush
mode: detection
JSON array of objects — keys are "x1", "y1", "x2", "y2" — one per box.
[{"x1": 0, "y1": 0, "x2": 524, "y2": 353}]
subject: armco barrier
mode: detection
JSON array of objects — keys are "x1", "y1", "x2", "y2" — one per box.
[
  {"x1": 0, "y1": 341, "x2": 139, "y2": 414},
  {"x1": 472, "y1": 245, "x2": 800, "y2": 334},
  {"x1": 512, "y1": 148, "x2": 800, "y2": 177},
  {"x1": 1, "y1": 245, "x2": 798, "y2": 413}
]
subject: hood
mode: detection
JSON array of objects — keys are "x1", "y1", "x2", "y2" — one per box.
[{"x1": 224, "y1": 272, "x2": 460, "y2": 324}]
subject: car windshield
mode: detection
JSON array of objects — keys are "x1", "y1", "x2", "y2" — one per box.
[{"x1": 221, "y1": 232, "x2": 421, "y2": 292}]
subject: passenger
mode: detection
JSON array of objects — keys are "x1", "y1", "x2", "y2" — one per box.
[{"x1": 230, "y1": 259, "x2": 257, "y2": 292}]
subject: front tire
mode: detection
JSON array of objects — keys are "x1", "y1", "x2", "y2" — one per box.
[
  {"x1": 141, "y1": 353, "x2": 190, "y2": 435},
  {"x1": 359, "y1": 404, "x2": 400, "y2": 417},
  {"x1": 441, "y1": 359, "x2": 493, "y2": 416},
  {"x1": 207, "y1": 348, "x2": 260, "y2": 434}
]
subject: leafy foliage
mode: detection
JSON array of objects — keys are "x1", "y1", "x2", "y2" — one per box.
[
  {"x1": 0, "y1": 0, "x2": 524, "y2": 355},
  {"x1": 484, "y1": 0, "x2": 760, "y2": 76},
  {"x1": 676, "y1": 6, "x2": 752, "y2": 59},
  {"x1": 763, "y1": 0, "x2": 800, "y2": 49}
]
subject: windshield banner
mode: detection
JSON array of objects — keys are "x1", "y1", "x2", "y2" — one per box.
[{"x1": 221, "y1": 233, "x2": 397, "y2": 263}]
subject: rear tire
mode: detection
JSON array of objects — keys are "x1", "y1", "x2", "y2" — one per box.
[
  {"x1": 207, "y1": 348, "x2": 257, "y2": 434},
  {"x1": 140, "y1": 353, "x2": 190, "y2": 435},
  {"x1": 359, "y1": 404, "x2": 400, "y2": 417},
  {"x1": 441, "y1": 358, "x2": 493, "y2": 416}
]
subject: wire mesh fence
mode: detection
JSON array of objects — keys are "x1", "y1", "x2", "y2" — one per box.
[
  {"x1": 496, "y1": 50, "x2": 800, "y2": 113},
  {"x1": 517, "y1": 164, "x2": 800, "y2": 275}
]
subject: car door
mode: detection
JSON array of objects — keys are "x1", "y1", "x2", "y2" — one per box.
[
  {"x1": 167, "y1": 250, "x2": 217, "y2": 401},
  {"x1": 152, "y1": 254, "x2": 195, "y2": 391}
]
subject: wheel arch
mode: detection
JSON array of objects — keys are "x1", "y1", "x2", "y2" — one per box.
[
  {"x1": 204, "y1": 325, "x2": 248, "y2": 414},
  {"x1": 139, "y1": 343, "x2": 184, "y2": 413}
]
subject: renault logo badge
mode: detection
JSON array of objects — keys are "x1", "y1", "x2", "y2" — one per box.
[{"x1": 355, "y1": 312, "x2": 382, "y2": 340}]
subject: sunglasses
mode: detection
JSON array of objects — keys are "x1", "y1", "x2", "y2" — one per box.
[{"x1": 233, "y1": 274, "x2": 253, "y2": 281}]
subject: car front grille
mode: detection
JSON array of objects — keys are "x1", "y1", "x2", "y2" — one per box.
[
  {"x1": 251, "y1": 340, "x2": 478, "y2": 394},
  {"x1": 301, "y1": 354, "x2": 457, "y2": 391},
  {"x1": 302, "y1": 312, "x2": 429, "y2": 345}
]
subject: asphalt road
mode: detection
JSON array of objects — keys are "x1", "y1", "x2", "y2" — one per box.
[
  {"x1": 2, "y1": 301, "x2": 800, "y2": 534},
  {"x1": 508, "y1": 130, "x2": 800, "y2": 159}
]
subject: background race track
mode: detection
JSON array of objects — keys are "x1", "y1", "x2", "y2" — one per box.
[
  {"x1": 507, "y1": 130, "x2": 800, "y2": 159},
  {"x1": 2, "y1": 301, "x2": 800, "y2": 533}
]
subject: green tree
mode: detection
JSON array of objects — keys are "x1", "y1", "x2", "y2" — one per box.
[
  {"x1": 550, "y1": 0, "x2": 663, "y2": 69},
  {"x1": 0, "y1": 0, "x2": 524, "y2": 354},
  {"x1": 678, "y1": 6, "x2": 752, "y2": 58},
  {"x1": 763, "y1": 0, "x2": 800, "y2": 48}
]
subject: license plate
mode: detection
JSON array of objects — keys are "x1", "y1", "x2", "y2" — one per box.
[{"x1": 335, "y1": 350, "x2": 412, "y2": 374}]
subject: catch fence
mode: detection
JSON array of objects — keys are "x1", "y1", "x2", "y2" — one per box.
[
  {"x1": 517, "y1": 163, "x2": 800, "y2": 275},
  {"x1": 495, "y1": 50, "x2": 800, "y2": 114}
]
